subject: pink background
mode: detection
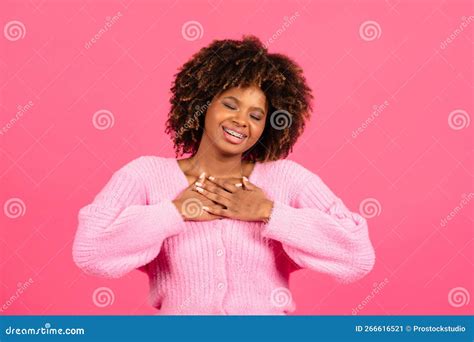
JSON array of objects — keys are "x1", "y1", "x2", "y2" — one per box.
[{"x1": 1, "y1": 0, "x2": 472, "y2": 315}]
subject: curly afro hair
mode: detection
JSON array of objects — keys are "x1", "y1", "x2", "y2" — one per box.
[{"x1": 165, "y1": 35, "x2": 313, "y2": 162}]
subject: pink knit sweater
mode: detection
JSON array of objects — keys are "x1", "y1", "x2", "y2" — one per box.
[{"x1": 72, "y1": 156, "x2": 375, "y2": 315}]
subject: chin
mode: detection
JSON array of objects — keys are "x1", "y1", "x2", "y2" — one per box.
[{"x1": 216, "y1": 142, "x2": 247, "y2": 155}]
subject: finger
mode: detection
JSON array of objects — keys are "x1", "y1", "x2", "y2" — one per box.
[
  {"x1": 191, "y1": 191, "x2": 227, "y2": 209},
  {"x1": 207, "y1": 176, "x2": 240, "y2": 193},
  {"x1": 185, "y1": 172, "x2": 205, "y2": 190},
  {"x1": 242, "y1": 176, "x2": 255, "y2": 190},
  {"x1": 195, "y1": 181, "x2": 233, "y2": 200},
  {"x1": 202, "y1": 205, "x2": 231, "y2": 218},
  {"x1": 194, "y1": 186, "x2": 231, "y2": 208}
]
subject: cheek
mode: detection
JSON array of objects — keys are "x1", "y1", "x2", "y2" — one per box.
[
  {"x1": 203, "y1": 112, "x2": 218, "y2": 133},
  {"x1": 203, "y1": 106, "x2": 225, "y2": 129},
  {"x1": 250, "y1": 123, "x2": 266, "y2": 141}
]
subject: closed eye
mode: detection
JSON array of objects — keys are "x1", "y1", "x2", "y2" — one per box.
[
  {"x1": 250, "y1": 114, "x2": 262, "y2": 121},
  {"x1": 223, "y1": 102, "x2": 237, "y2": 110}
]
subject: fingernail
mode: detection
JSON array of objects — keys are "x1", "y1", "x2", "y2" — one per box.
[
  {"x1": 235, "y1": 183, "x2": 242, "y2": 187},
  {"x1": 196, "y1": 186, "x2": 204, "y2": 193},
  {"x1": 243, "y1": 176, "x2": 249, "y2": 182},
  {"x1": 199, "y1": 172, "x2": 206, "y2": 180},
  {"x1": 202, "y1": 206, "x2": 209, "y2": 211},
  {"x1": 195, "y1": 181, "x2": 203, "y2": 187},
  {"x1": 208, "y1": 176, "x2": 215, "y2": 181}
]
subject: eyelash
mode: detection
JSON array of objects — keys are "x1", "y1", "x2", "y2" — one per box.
[
  {"x1": 250, "y1": 114, "x2": 261, "y2": 121},
  {"x1": 223, "y1": 102, "x2": 262, "y2": 121},
  {"x1": 223, "y1": 103, "x2": 236, "y2": 110}
]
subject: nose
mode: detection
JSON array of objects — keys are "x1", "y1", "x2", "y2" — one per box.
[{"x1": 231, "y1": 113, "x2": 248, "y2": 127}]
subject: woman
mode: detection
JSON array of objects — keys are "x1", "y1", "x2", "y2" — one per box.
[{"x1": 72, "y1": 36, "x2": 375, "y2": 315}]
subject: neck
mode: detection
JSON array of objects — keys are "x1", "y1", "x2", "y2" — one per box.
[{"x1": 188, "y1": 145, "x2": 244, "y2": 179}]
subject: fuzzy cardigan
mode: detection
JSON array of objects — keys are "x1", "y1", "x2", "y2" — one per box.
[{"x1": 72, "y1": 156, "x2": 375, "y2": 315}]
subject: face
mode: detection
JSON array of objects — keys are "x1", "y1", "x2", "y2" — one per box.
[{"x1": 201, "y1": 85, "x2": 268, "y2": 157}]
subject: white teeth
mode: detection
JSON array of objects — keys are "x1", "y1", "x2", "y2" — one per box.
[{"x1": 224, "y1": 127, "x2": 244, "y2": 139}]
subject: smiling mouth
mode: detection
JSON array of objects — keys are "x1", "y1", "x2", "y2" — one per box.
[
  {"x1": 221, "y1": 126, "x2": 248, "y2": 145},
  {"x1": 223, "y1": 126, "x2": 247, "y2": 139}
]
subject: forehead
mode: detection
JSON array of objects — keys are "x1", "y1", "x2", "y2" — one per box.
[{"x1": 219, "y1": 85, "x2": 267, "y2": 107}]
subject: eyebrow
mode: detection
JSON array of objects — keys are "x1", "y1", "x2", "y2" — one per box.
[{"x1": 223, "y1": 96, "x2": 266, "y2": 114}]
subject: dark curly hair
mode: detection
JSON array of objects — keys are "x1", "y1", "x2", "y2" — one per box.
[{"x1": 165, "y1": 35, "x2": 313, "y2": 162}]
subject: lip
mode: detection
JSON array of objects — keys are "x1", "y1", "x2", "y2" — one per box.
[
  {"x1": 222, "y1": 125, "x2": 248, "y2": 137},
  {"x1": 221, "y1": 125, "x2": 248, "y2": 145}
]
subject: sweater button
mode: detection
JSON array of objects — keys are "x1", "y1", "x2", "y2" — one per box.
[
  {"x1": 217, "y1": 282, "x2": 225, "y2": 290},
  {"x1": 216, "y1": 249, "x2": 224, "y2": 257}
]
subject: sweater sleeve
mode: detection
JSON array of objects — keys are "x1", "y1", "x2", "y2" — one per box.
[
  {"x1": 72, "y1": 158, "x2": 186, "y2": 279},
  {"x1": 260, "y1": 161, "x2": 375, "y2": 284}
]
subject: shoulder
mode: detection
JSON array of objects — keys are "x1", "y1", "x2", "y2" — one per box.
[
  {"x1": 117, "y1": 155, "x2": 174, "y2": 179},
  {"x1": 260, "y1": 158, "x2": 319, "y2": 181},
  {"x1": 257, "y1": 158, "x2": 324, "y2": 197}
]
